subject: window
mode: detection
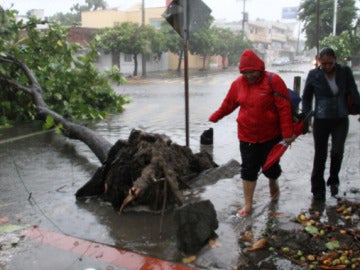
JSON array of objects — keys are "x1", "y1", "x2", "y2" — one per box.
[
  {"x1": 124, "y1": 54, "x2": 132, "y2": 62},
  {"x1": 150, "y1": 19, "x2": 163, "y2": 30}
]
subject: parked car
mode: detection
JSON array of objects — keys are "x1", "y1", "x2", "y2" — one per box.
[{"x1": 272, "y1": 57, "x2": 290, "y2": 66}]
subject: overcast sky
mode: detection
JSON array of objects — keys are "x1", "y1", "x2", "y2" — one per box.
[{"x1": 3, "y1": 0, "x2": 302, "y2": 21}]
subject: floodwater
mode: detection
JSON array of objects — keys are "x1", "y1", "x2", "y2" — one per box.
[{"x1": 1, "y1": 63, "x2": 359, "y2": 269}]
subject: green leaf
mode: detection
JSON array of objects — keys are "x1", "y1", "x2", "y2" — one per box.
[
  {"x1": 304, "y1": 225, "x2": 319, "y2": 235},
  {"x1": 54, "y1": 124, "x2": 63, "y2": 134},
  {"x1": 0, "y1": 224, "x2": 25, "y2": 234},
  {"x1": 43, "y1": 115, "x2": 55, "y2": 129},
  {"x1": 325, "y1": 240, "x2": 339, "y2": 250}
]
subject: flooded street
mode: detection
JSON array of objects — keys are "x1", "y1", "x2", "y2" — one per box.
[{"x1": 1, "y1": 63, "x2": 359, "y2": 269}]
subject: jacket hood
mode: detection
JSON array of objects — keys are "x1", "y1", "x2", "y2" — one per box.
[{"x1": 239, "y1": 50, "x2": 265, "y2": 73}]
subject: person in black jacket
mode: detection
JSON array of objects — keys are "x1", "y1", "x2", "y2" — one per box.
[{"x1": 302, "y1": 47, "x2": 360, "y2": 201}]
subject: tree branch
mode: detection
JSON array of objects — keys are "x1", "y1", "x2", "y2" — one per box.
[{"x1": 0, "y1": 55, "x2": 112, "y2": 164}]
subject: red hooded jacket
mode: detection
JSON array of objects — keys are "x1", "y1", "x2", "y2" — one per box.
[{"x1": 209, "y1": 50, "x2": 294, "y2": 143}]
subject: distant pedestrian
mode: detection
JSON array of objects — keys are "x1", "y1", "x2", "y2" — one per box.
[
  {"x1": 208, "y1": 49, "x2": 296, "y2": 217},
  {"x1": 302, "y1": 46, "x2": 360, "y2": 201}
]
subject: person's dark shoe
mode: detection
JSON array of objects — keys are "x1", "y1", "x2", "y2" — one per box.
[{"x1": 330, "y1": 184, "x2": 339, "y2": 197}]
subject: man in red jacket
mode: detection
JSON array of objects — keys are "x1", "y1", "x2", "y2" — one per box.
[{"x1": 209, "y1": 49, "x2": 296, "y2": 217}]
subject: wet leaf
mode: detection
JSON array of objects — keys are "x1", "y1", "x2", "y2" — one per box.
[
  {"x1": 209, "y1": 239, "x2": 222, "y2": 248},
  {"x1": 269, "y1": 212, "x2": 287, "y2": 217},
  {"x1": 307, "y1": 254, "x2": 315, "y2": 261},
  {"x1": 240, "y1": 231, "x2": 253, "y2": 243},
  {"x1": 305, "y1": 225, "x2": 319, "y2": 235},
  {"x1": 318, "y1": 264, "x2": 346, "y2": 269},
  {"x1": 0, "y1": 217, "x2": 9, "y2": 223},
  {"x1": 182, "y1": 255, "x2": 196, "y2": 264},
  {"x1": 325, "y1": 240, "x2": 340, "y2": 250},
  {"x1": 0, "y1": 224, "x2": 24, "y2": 234},
  {"x1": 247, "y1": 238, "x2": 267, "y2": 252}
]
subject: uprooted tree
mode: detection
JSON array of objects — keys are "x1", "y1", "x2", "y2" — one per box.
[{"x1": 0, "y1": 9, "x2": 226, "y2": 253}]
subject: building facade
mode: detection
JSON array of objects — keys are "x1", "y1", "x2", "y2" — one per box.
[{"x1": 81, "y1": 3, "x2": 213, "y2": 76}]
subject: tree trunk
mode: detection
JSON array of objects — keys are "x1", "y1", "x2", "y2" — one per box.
[
  {"x1": 112, "y1": 51, "x2": 120, "y2": 70},
  {"x1": 133, "y1": 53, "x2": 138, "y2": 76},
  {"x1": 202, "y1": 55, "x2": 207, "y2": 70},
  {"x1": 177, "y1": 50, "x2": 183, "y2": 72},
  {"x1": 221, "y1": 54, "x2": 226, "y2": 69}
]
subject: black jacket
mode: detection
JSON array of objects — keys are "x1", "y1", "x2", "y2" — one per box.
[{"x1": 302, "y1": 64, "x2": 360, "y2": 119}]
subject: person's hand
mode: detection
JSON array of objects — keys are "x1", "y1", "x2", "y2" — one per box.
[
  {"x1": 283, "y1": 134, "x2": 297, "y2": 145},
  {"x1": 208, "y1": 115, "x2": 218, "y2": 123},
  {"x1": 209, "y1": 111, "x2": 221, "y2": 123}
]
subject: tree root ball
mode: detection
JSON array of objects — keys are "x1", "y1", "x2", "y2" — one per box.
[{"x1": 76, "y1": 129, "x2": 218, "y2": 212}]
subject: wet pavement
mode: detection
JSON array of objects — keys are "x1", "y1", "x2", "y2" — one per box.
[{"x1": 0, "y1": 63, "x2": 360, "y2": 269}]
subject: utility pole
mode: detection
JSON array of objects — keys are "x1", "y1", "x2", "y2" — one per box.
[
  {"x1": 242, "y1": 0, "x2": 246, "y2": 32},
  {"x1": 141, "y1": 0, "x2": 146, "y2": 77},
  {"x1": 236, "y1": 0, "x2": 247, "y2": 32}
]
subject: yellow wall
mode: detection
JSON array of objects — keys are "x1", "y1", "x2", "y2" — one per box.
[
  {"x1": 81, "y1": 5, "x2": 208, "y2": 71},
  {"x1": 168, "y1": 52, "x2": 214, "y2": 70},
  {"x1": 82, "y1": 6, "x2": 165, "y2": 28},
  {"x1": 82, "y1": 9, "x2": 125, "y2": 28}
]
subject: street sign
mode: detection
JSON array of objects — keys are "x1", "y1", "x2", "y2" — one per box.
[
  {"x1": 162, "y1": 0, "x2": 212, "y2": 38},
  {"x1": 162, "y1": 0, "x2": 211, "y2": 147}
]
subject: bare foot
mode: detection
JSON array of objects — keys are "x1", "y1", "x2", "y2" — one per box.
[{"x1": 237, "y1": 206, "x2": 251, "y2": 217}]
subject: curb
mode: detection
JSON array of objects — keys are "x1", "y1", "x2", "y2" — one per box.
[{"x1": 20, "y1": 226, "x2": 197, "y2": 270}]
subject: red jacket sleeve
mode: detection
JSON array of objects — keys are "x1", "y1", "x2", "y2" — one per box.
[{"x1": 209, "y1": 80, "x2": 240, "y2": 122}]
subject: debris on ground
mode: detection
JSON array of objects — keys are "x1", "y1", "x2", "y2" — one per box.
[{"x1": 237, "y1": 198, "x2": 360, "y2": 270}]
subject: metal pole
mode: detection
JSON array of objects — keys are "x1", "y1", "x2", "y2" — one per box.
[
  {"x1": 293, "y1": 76, "x2": 301, "y2": 95},
  {"x1": 293, "y1": 76, "x2": 301, "y2": 113},
  {"x1": 316, "y1": 0, "x2": 320, "y2": 56},
  {"x1": 296, "y1": 22, "x2": 301, "y2": 54},
  {"x1": 141, "y1": 0, "x2": 146, "y2": 77},
  {"x1": 183, "y1": 0, "x2": 190, "y2": 147},
  {"x1": 333, "y1": 0, "x2": 337, "y2": 35}
]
